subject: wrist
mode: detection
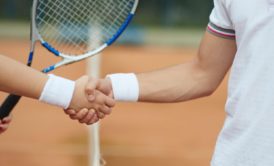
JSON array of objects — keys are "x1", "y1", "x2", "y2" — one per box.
[
  {"x1": 107, "y1": 73, "x2": 139, "y2": 102},
  {"x1": 39, "y1": 74, "x2": 75, "y2": 109}
]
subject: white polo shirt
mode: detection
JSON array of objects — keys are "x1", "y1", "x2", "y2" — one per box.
[{"x1": 208, "y1": 0, "x2": 274, "y2": 165}]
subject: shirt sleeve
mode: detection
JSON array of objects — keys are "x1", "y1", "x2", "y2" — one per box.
[{"x1": 207, "y1": 0, "x2": 235, "y2": 39}]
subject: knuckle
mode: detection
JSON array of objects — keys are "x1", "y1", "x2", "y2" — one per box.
[
  {"x1": 89, "y1": 120, "x2": 95, "y2": 125},
  {"x1": 70, "y1": 115, "x2": 76, "y2": 120},
  {"x1": 79, "y1": 119, "x2": 85, "y2": 123},
  {"x1": 105, "y1": 108, "x2": 112, "y2": 115}
]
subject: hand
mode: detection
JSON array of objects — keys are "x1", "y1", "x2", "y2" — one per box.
[
  {"x1": 0, "y1": 115, "x2": 12, "y2": 134},
  {"x1": 86, "y1": 77, "x2": 113, "y2": 101},
  {"x1": 70, "y1": 76, "x2": 115, "y2": 111},
  {"x1": 65, "y1": 76, "x2": 115, "y2": 124},
  {"x1": 65, "y1": 108, "x2": 100, "y2": 125},
  {"x1": 84, "y1": 77, "x2": 113, "y2": 121}
]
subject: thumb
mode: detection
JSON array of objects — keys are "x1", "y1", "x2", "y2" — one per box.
[{"x1": 85, "y1": 77, "x2": 98, "y2": 101}]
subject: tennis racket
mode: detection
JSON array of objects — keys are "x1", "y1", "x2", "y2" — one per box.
[{"x1": 0, "y1": 0, "x2": 139, "y2": 119}]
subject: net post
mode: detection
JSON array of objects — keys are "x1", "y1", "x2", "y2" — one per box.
[
  {"x1": 87, "y1": 26, "x2": 102, "y2": 166},
  {"x1": 87, "y1": 54, "x2": 101, "y2": 166}
]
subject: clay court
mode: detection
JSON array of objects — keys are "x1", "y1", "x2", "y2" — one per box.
[{"x1": 0, "y1": 39, "x2": 228, "y2": 166}]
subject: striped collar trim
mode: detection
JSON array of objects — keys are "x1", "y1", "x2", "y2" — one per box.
[{"x1": 207, "y1": 22, "x2": 236, "y2": 39}]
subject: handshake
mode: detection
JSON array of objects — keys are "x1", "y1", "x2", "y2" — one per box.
[
  {"x1": 0, "y1": 73, "x2": 139, "y2": 134},
  {"x1": 0, "y1": 76, "x2": 114, "y2": 134},
  {"x1": 61, "y1": 73, "x2": 139, "y2": 125},
  {"x1": 64, "y1": 75, "x2": 115, "y2": 125}
]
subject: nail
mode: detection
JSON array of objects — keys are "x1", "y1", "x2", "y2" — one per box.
[{"x1": 88, "y1": 95, "x2": 95, "y2": 101}]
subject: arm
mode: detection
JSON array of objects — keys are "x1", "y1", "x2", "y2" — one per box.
[
  {"x1": 0, "y1": 54, "x2": 114, "y2": 125},
  {"x1": 72, "y1": 31, "x2": 236, "y2": 124},
  {"x1": 138, "y1": 31, "x2": 236, "y2": 102},
  {"x1": 78, "y1": 0, "x2": 236, "y2": 123},
  {"x1": 0, "y1": 54, "x2": 47, "y2": 99},
  {"x1": 100, "y1": 31, "x2": 236, "y2": 103}
]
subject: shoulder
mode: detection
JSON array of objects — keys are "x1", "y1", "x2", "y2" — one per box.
[{"x1": 208, "y1": 0, "x2": 236, "y2": 39}]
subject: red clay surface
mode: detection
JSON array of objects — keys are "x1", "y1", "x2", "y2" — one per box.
[{"x1": 0, "y1": 39, "x2": 228, "y2": 166}]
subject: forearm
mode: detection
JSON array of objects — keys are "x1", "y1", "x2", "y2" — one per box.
[
  {"x1": 108, "y1": 32, "x2": 236, "y2": 103},
  {"x1": 0, "y1": 54, "x2": 48, "y2": 99},
  {"x1": 138, "y1": 59, "x2": 217, "y2": 103}
]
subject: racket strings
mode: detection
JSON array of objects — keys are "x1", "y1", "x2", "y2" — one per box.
[
  {"x1": 37, "y1": 1, "x2": 90, "y2": 52},
  {"x1": 36, "y1": 0, "x2": 135, "y2": 56},
  {"x1": 40, "y1": 0, "x2": 120, "y2": 53}
]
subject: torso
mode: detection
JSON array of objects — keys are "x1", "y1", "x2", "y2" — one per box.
[{"x1": 212, "y1": 0, "x2": 274, "y2": 165}]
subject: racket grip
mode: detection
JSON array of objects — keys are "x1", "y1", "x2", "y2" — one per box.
[{"x1": 0, "y1": 95, "x2": 22, "y2": 119}]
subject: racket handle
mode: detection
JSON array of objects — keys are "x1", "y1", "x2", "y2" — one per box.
[{"x1": 0, "y1": 95, "x2": 22, "y2": 119}]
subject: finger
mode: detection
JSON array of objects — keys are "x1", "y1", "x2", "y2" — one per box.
[
  {"x1": 99, "y1": 106, "x2": 112, "y2": 115},
  {"x1": 64, "y1": 109, "x2": 77, "y2": 115},
  {"x1": 94, "y1": 92, "x2": 107, "y2": 105},
  {"x1": 3, "y1": 116, "x2": 12, "y2": 124},
  {"x1": 70, "y1": 114, "x2": 77, "y2": 120},
  {"x1": 96, "y1": 111, "x2": 105, "y2": 119},
  {"x1": 71, "y1": 108, "x2": 89, "y2": 120},
  {"x1": 88, "y1": 114, "x2": 99, "y2": 125},
  {"x1": 95, "y1": 91, "x2": 115, "y2": 106},
  {"x1": 0, "y1": 124, "x2": 8, "y2": 131},
  {"x1": 79, "y1": 109, "x2": 96, "y2": 124},
  {"x1": 85, "y1": 78, "x2": 98, "y2": 102},
  {"x1": 105, "y1": 97, "x2": 115, "y2": 108},
  {"x1": 0, "y1": 127, "x2": 5, "y2": 133},
  {"x1": 87, "y1": 94, "x2": 96, "y2": 102}
]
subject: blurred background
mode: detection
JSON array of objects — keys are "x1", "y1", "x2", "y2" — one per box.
[
  {"x1": 0, "y1": 0, "x2": 228, "y2": 166},
  {"x1": 0, "y1": 0, "x2": 213, "y2": 45}
]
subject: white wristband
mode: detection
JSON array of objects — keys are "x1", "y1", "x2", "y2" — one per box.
[
  {"x1": 39, "y1": 74, "x2": 75, "y2": 109},
  {"x1": 107, "y1": 73, "x2": 139, "y2": 102}
]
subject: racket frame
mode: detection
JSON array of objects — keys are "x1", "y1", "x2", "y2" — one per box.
[
  {"x1": 31, "y1": 0, "x2": 139, "y2": 73},
  {"x1": 0, "y1": 0, "x2": 139, "y2": 119}
]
